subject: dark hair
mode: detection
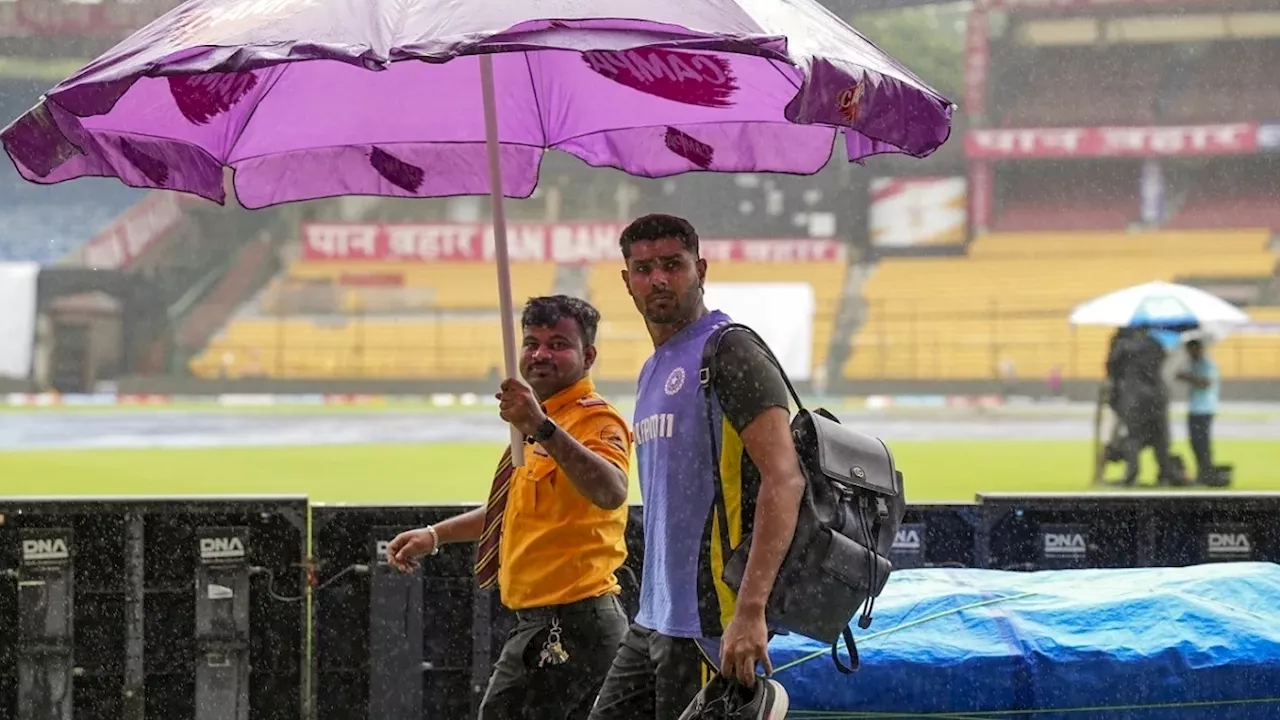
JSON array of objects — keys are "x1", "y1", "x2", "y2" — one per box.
[
  {"x1": 619, "y1": 213, "x2": 699, "y2": 260},
  {"x1": 521, "y1": 295, "x2": 600, "y2": 346}
]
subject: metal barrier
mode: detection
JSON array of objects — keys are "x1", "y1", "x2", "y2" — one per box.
[
  {"x1": 0, "y1": 496, "x2": 308, "y2": 720},
  {"x1": 311, "y1": 504, "x2": 492, "y2": 720},
  {"x1": 309, "y1": 504, "x2": 646, "y2": 720},
  {"x1": 978, "y1": 492, "x2": 1280, "y2": 571},
  {"x1": 5, "y1": 493, "x2": 1278, "y2": 719},
  {"x1": 889, "y1": 503, "x2": 982, "y2": 569}
]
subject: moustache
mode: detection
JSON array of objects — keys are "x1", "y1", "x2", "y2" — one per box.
[{"x1": 527, "y1": 362, "x2": 556, "y2": 372}]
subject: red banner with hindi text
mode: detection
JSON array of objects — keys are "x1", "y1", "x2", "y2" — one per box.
[
  {"x1": 300, "y1": 222, "x2": 845, "y2": 265},
  {"x1": 965, "y1": 124, "x2": 1258, "y2": 159}
]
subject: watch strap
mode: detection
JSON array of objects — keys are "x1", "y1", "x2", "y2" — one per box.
[{"x1": 531, "y1": 418, "x2": 558, "y2": 443}]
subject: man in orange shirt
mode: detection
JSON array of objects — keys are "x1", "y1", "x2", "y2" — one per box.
[{"x1": 387, "y1": 295, "x2": 633, "y2": 720}]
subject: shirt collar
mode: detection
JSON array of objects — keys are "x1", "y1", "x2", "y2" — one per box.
[
  {"x1": 662, "y1": 309, "x2": 728, "y2": 349},
  {"x1": 541, "y1": 376, "x2": 596, "y2": 418}
]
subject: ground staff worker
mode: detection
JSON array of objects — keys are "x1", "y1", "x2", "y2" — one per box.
[
  {"x1": 387, "y1": 295, "x2": 633, "y2": 720},
  {"x1": 589, "y1": 215, "x2": 803, "y2": 719},
  {"x1": 1176, "y1": 337, "x2": 1219, "y2": 482}
]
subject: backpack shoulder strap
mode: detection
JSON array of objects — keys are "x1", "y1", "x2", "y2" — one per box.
[
  {"x1": 699, "y1": 323, "x2": 738, "y2": 567},
  {"x1": 696, "y1": 322, "x2": 805, "y2": 571}
]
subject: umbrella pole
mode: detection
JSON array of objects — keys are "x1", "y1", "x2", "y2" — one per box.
[{"x1": 480, "y1": 53, "x2": 526, "y2": 469}]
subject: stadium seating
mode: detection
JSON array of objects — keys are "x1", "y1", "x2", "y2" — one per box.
[
  {"x1": 196, "y1": 252, "x2": 850, "y2": 381},
  {"x1": 1164, "y1": 41, "x2": 1280, "y2": 124},
  {"x1": 998, "y1": 40, "x2": 1280, "y2": 129},
  {"x1": 1168, "y1": 160, "x2": 1280, "y2": 232},
  {"x1": 994, "y1": 163, "x2": 1138, "y2": 233},
  {"x1": 583, "y1": 260, "x2": 848, "y2": 383},
  {"x1": 844, "y1": 230, "x2": 1280, "y2": 381},
  {"x1": 190, "y1": 257, "x2": 561, "y2": 379},
  {"x1": 0, "y1": 170, "x2": 143, "y2": 264},
  {"x1": 192, "y1": 316, "x2": 513, "y2": 380},
  {"x1": 581, "y1": 266, "x2": 651, "y2": 383},
  {"x1": 0, "y1": 80, "x2": 144, "y2": 264},
  {"x1": 999, "y1": 46, "x2": 1165, "y2": 128},
  {"x1": 1216, "y1": 306, "x2": 1280, "y2": 379},
  {"x1": 283, "y1": 261, "x2": 560, "y2": 311}
]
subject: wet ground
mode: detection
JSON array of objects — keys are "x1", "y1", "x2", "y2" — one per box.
[{"x1": 0, "y1": 403, "x2": 1276, "y2": 451}]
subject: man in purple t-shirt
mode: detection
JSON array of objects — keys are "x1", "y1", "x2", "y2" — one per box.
[{"x1": 589, "y1": 214, "x2": 806, "y2": 719}]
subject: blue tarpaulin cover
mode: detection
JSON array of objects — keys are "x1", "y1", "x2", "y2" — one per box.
[{"x1": 772, "y1": 563, "x2": 1280, "y2": 719}]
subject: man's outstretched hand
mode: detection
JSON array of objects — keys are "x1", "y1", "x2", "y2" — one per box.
[{"x1": 385, "y1": 527, "x2": 436, "y2": 573}]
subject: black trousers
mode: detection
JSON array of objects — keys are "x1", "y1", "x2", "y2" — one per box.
[
  {"x1": 478, "y1": 595, "x2": 628, "y2": 720},
  {"x1": 587, "y1": 624, "x2": 717, "y2": 720},
  {"x1": 1188, "y1": 413, "x2": 1214, "y2": 481},
  {"x1": 1121, "y1": 402, "x2": 1176, "y2": 485}
]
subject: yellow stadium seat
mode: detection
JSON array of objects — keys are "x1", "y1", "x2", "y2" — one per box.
[
  {"x1": 191, "y1": 255, "x2": 567, "y2": 379},
  {"x1": 844, "y1": 230, "x2": 1279, "y2": 381},
  {"x1": 285, "y1": 261, "x2": 559, "y2": 310},
  {"x1": 1216, "y1": 307, "x2": 1280, "y2": 378},
  {"x1": 194, "y1": 317, "x2": 514, "y2": 380}
]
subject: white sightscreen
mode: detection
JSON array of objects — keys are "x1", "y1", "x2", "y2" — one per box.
[
  {"x1": 703, "y1": 282, "x2": 816, "y2": 382},
  {"x1": 0, "y1": 262, "x2": 39, "y2": 380}
]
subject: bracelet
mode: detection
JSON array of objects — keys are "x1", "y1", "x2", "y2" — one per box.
[{"x1": 426, "y1": 525, "x2": 441, "y2": 556}]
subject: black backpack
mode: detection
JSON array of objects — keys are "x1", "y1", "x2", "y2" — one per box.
[{"x1": 699, "y1": 323, "x2": 906, "y2": 674}]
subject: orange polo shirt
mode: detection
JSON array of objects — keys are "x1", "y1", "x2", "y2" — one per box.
[{"x1": 498, "y1": 376, "x2": 632, "y2": 611}]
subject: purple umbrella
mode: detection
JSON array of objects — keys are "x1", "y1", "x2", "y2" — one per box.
[{"x1": 1, "y1": 0, "x2": 954, "y2": 465}]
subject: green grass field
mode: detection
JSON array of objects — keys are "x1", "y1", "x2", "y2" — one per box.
[{"x1": 2, "y1": 438, "x2": 1277, "y2": 504}]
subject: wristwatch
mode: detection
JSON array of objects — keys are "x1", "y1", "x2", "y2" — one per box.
[{"x1": 530, "y1": 418, "x2": 558, "y2": 443}]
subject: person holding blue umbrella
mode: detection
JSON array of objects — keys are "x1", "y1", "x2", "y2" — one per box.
[
  {"x1": 1108, "y1": 326, "x2": 1180, "y2": 486},
  {"x1": 1073, "y1": 282, "x2": 1248, "y2": 486}
]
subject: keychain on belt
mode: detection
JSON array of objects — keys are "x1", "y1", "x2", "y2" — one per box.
[{"x1": 538, "y1": 618, "x2": 570, "y2": 667}]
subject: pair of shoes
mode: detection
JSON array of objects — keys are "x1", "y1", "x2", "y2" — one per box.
[{"x1": 678, "y1": 674, "x2": 789, "y2": 720}]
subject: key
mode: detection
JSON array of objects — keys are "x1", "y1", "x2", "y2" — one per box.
[
  {"x1": 537, "y1": 642, "x2": 567, "y2": 667},
  {"x1": 546, "y1": 640, "x2": 569, "y2": 665},
  {"x1": 537, "y1": 619, "x2": 569, "y2": 667}
]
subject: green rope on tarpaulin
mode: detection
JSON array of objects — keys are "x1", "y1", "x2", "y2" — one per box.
[{"x1": 771, "y1": 591, "x2": 1039, "y2": 675}]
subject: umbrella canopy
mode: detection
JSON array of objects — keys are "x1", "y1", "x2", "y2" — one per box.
[
  {"x1": 0, "y1": 0, "x2": 954, "y2": 208},
  {"x1": 1069, "y1": 281, "x2": 1250, "y2": 333}
]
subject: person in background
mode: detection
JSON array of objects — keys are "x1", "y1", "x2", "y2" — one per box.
[
  {"x1": 589, "y1": 214, "x2": 800, "y2": 720},
  {"x1": 386, "y1": 295, "x2": 632, "y2": 720},
  {"x1": 1100, "y1": 328, "x2": 1133, "y2": 466},
  {"x1": 1176, "y1": 337, "x2": 1219, "y2": 483},
  {"x1": 1047, "y1": 364, "x2": 1063, "y2": 399},
  {"x1": 1111, "y1": 327, "x2": 1179, "y2": 485}
]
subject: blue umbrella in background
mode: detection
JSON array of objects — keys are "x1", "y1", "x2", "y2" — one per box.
[
  {"x1": 1147, "y1": 328, "x2": 1184, "y2": 350},
  {"x1": 1069, "y1": 281, "x2": 1250, "y2": 335}
]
